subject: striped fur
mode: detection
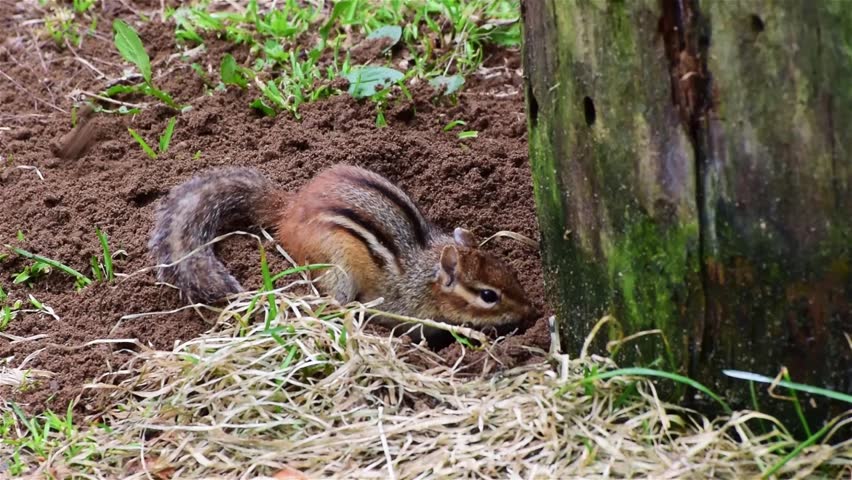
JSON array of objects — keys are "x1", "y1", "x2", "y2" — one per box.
[
  {"x1": 148, "y1": 168, "x2": 276, "y2": 304},
  {"x1": 149, "y1": 164, "x2": 536, "y2": 335}
]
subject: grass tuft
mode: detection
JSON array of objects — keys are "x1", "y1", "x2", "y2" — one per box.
[
  {"x1": 127, "y1": 117, "x2": 180, "y2": 159},
  {"x1": 166, "y1": 0, "x2": 521, "y2": 119}
]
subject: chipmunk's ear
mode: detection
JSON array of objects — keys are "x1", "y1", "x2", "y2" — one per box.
[
  {"x1": 438, "y1": 245, "x2": 460, "y2": 290},
  {"x1": 453, "y1": 227, "x2": 479, "y2": 248}
]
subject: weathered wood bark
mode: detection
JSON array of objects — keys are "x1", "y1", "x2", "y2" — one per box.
[{"x1": 522, "y1": 0, "x2": 850, "y2": 426}]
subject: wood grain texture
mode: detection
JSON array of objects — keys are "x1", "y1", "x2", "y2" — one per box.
[{"x1": 523, "y1": 0, "x2": 850, "y2": 426}]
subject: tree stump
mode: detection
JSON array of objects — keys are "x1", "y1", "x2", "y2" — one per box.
[{"x1": 522, "y1": 0, "x2": 850, "y2": 427}]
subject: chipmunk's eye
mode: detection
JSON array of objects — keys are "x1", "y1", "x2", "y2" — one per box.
[{"x1": 479, "y1": 289, "x2": 499, "y2": 304}]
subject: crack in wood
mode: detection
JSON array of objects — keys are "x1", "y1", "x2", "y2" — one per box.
[{"x1": 658, "y1": 0, "x2": 717, "y2": 376}]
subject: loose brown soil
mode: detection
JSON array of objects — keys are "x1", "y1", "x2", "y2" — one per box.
[{"x1": 0, "y1": 2, "x2": 549, "y2": 413}]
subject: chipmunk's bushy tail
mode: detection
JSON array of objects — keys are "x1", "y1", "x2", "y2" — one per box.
[{"x1": 148, "y1": 168, "x2": 281, "y2": 304}]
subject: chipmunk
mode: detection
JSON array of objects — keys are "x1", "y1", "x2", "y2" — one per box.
[{"x1": 149, "y1": 164, "x2": 536, "y2": 338}]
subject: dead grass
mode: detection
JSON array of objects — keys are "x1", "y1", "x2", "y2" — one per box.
[{"x1": 2, "y1": 277, "x2": 850, "y2": 478}]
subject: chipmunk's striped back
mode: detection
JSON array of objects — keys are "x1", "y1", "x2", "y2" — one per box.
[{"x1": 275, "y1": 166, "x2": 441, "y2": 303}]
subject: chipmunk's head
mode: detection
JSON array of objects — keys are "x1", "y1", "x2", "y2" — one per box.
[{"x1": 432, "y1": 227, "x2": 537, "y2": 331}]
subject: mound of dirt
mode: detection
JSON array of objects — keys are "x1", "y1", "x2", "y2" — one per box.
[{"x1": 0, "y1": 4, "x2": 549, "y2": 413}]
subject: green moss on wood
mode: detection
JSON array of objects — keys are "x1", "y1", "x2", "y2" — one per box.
[
  {"x1": 523, "y1": 0, "x2": 851, "y2": 428},
  {"x1": 605, "y1": 218, "x2": 700, "y2": 371}
]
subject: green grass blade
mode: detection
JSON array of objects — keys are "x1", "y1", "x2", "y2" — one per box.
[
  {"x1": 443, "y1": 119, "x2": 466, "y2": 131},
  {"x1": 259, "y1": 244, "x2": 277, "y2": 330},
  {"x1": 10, "y1": 403, "x2": 37, "y2": 439},
  {"x1": 6, "y1": 246, "x2": 92, "y2": 287},
  {"x1": 90, "y1": 256, "x2": 103, "y2": 282},
  {"x1": 723, "y1": 369, "x2": 852, "y2": 405},
  {"x1": 95, "y1": 227, "x2": 113, "y2": 281},
  {"x1": 281, "y1": 345, "x2": 299, "y2": 370},
  {"x1": 158, "y1": 117, "x2": 177, "y2": 153},
  {"x1": 784, "y1": 370, "x2": 812, "y2": 437},
  {"x1": 127, "y1": 128, "x2": 157, "y2": 159},
  {"x1": 28, "y1": 295, "x2": 43, "y2": 310},
  {"x1": 139, "y1": 84, "x2": 179, "y2": 109},
  {"x1": 113, "y1": 20, "x2": 152, "y2": 85},
  {"x1": 761, "y1": 418, "x2": 837, "y2": 479},
  {"x1": 567, "y1": 367, "x2": 732, "y2": 414},
  {"x1": 748, "y1": 380, "x2": 769, "y2": 435}
]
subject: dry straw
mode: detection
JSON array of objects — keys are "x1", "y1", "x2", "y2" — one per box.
[{"x1": 3, "y1": 282, "x2": 850, "y2": 479}]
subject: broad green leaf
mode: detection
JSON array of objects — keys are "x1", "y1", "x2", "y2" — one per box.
[
  {"x1": 190, "y1": 63, "x2": 206, "y2": 80},
  {"x1": 344, "y1": 66, "x2": 404, "y2": 99},
  {"x1": 245, "y1": 0, "x2": 259, "y2": 24},
  {"x1": 113, "y1": 20, "x2": 152, "y2": 85},
  {"x1": 220, "y1": 54, "x2": 248, "y2": 88},
  {"x1": 429, "y1": 74, "x2": 465, "y2": 95},
  {"x1": 366, "y1": 25, "x2": 402, "y2": 51}
]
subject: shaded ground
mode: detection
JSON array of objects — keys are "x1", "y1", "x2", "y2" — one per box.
[{"x1": 0, "y1": 1, "x2": 549, "y2": 413}]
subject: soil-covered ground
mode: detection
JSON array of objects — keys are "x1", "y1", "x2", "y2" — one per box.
[{"x1": 0, "y1": 1, "x2": 549, "y2": 413}]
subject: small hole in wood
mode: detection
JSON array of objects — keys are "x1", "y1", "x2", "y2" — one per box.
[
  {"x1": 527, "y1": 85, "x2": 539, "y2": 126},
  {"x1": 750, "y1": 14, "x2": 765, "y2": 33},
  {"x1": 583, "y1": 96, "x2": 596, "y2": 126}
]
